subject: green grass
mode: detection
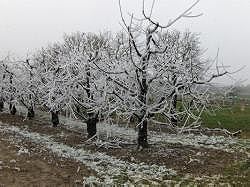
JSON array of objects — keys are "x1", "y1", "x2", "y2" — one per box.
[
  {"x1": 202, "y1": 104, "x2": 250, "y2": 133},
  {"x1": 220, "y1": 160, "x2": 250, "y2": 185}
]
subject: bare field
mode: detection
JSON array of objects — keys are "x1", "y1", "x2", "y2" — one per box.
[{"x1": 0, "y1": 111, "x2": 249, "y2": 186}]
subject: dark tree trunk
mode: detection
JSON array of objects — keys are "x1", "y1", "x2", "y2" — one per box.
[
  {"x1": 86, "y1": 113, "x2": 98, "y2": 139},
  {"x1": 9, "y1": 75, "x2": 16, "y2": 115},
  {"x1": 136, "y1": 54, "x2": 149, "y2": 149},
  {"x1": 9, "y1": 104, "x2": 16, "y2": 115},
  {"x1": 170, "y1": 94, "x2": 178, "y2": 126},
  {"x1": 27, "y1": 106, "x2": 35, "y2": 119},
  {"x1": 51, "y1": 111, "x2": 59, "y2": 127},
  {"x1": 84, "y1": 63, "x2": 98, "y2": 139},
  {"x1": 0, "y1": 99, "x2": 4, "y2": 112},
  {"x1": 137, "y1": 119, "x2": 149, "y2": 149},
  {"x1": 76, "y1": 105, "x2": 80, "y2": 113}
]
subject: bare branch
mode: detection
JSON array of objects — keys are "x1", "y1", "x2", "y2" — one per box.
[{"x1": 142, "y1": 0, "x2": 202, "y2": 29}]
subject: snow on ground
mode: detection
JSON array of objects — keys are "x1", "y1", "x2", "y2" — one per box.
[
  {"x1": 15, "y1": 105, "x2": 239, "y2": 151},
  {"x1": 0, "y1": 122, "x2": 176, "y2": 185},
  {"x1": 1, "y1": 106, "x2": 249, "y2": 185}
]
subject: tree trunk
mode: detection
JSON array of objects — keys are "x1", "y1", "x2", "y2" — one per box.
[
  {"x1": 9, "y1": 103, "x2": 16, "y2": 115},
  {"x1": 27, "y1": 106, "x2": 35, "y2": 119},
  {"x1": 170, "y1": 94, "x2": 178, "y2": 126},
  {"x1": 0, "y1": 99, "x2": 4, "y2": 112},
  {"x1": 137, "y1": 119, "x2": 149, "y2": 149},
  {"x1": 51, "y1": 111, "x2": 59, "y2": 127},
  {"x1": 86, "y1": 113, "x2": 98, "y2": 139}
]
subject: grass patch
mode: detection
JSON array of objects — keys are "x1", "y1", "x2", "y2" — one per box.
[
  {"x1": 220, "y1": 159, "x2": 250, "y2": 185},
  {"x1": 202, "y1": 104, "x2": 250, "y2": 132}
]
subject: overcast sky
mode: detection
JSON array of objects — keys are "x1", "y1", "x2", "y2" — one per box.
[{"x1": 0, "y1": 0, "x2": 250, "y2": 85}]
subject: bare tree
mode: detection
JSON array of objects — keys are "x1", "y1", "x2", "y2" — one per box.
[
  {"x1": 104, "y1": 0, "x2": 204, "y2": 149},
  {"x1": 13, "y1": 59, "x2": 38, "y2": 119},
  {"x1": 62, "y1": 32, "x2": 112, "y2": 138},
  {"x1": 32, "y1": 32, "x2": 111, "y2": 135},
  {"x1": 0, "y1": 57, "x2": 17, "y2": 115},
  {"x1": 0, "y1": 59, "x2": 6, "y2": 112},
  {"x1": 32, "y1": 44, "x2": 65, "y2": 126}
]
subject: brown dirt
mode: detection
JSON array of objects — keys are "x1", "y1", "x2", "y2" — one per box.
[
  {"x1": 0, "y1": 112, "x2": 248, "y2": 185},
  {"x1": 0, "y1": 113, "x2": 88, "y2": 146},
  {"x1": 0, "y1": 134, "x2": 95, "y2": 186},
  {"x1": 97, "y1": 143, "x2": 245, "y2": 177}
]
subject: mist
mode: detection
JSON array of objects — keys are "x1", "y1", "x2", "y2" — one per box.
[{"x1": 0, "y1": 0, "x2": 250, "y2": 84}]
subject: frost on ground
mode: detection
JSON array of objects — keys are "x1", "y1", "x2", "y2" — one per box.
[
  {"x1": 17, "y1": 147, "x2": 30, "y2": 156},
  {"x1": 15, "y1": 105, "x2": 239, "y2": 151},
  {"x1": 0, "y1": 122, "x2": 176, "y2": 185},
  {"x1": 0, "y1": 109, "x2": 249, "y2": 185},
  {"x1": 57, "y1": 119, "x2": 239, "y2": 152}
]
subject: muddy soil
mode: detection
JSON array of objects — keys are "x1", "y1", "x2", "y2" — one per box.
[
  {"x1": 0, "y1": 113, "x2": 247, "y2": 179},
  {"x1": 0, "y1": 132, "x2": 95, "y2": 186}
]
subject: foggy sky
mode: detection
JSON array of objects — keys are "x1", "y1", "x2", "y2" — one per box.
[{"x1": 0, "y1": 0, "x2": 250, "y2": 85}]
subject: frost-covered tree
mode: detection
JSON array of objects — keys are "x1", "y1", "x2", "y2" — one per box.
[
  {"x1": 103, "y1": 0, "x2": 203, "y2": 148},
  {"x1": 1, "y1": 56, "x2": 38, "y2": 116},
  {"x1": 0, "y1": 57, "x2": 17, "y2": 115},
  {"x1": 32, "y1": 44, "x2": 67, "y2": 126},
  {"x1": 103, "y1": 0, "x2": 230, "y2": 149},
  {"x1": 32, "y1": 32, "x2": 111, "y2": 136},
  {"x1": 153, "y1": 30, "x2": 206, "y2": 128},
  {"x1": 14, "y1": 59, "x2": 38, "y2": 119},
  {"x1": 0, "y1": 0, "x2": 233, "y2": 150},
  {"x1": 61, "y1": 32, "x2": 111, "y2": 138},
  {"x1": 0, "y1": 59, "x2": 6, "y2": 111}
]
